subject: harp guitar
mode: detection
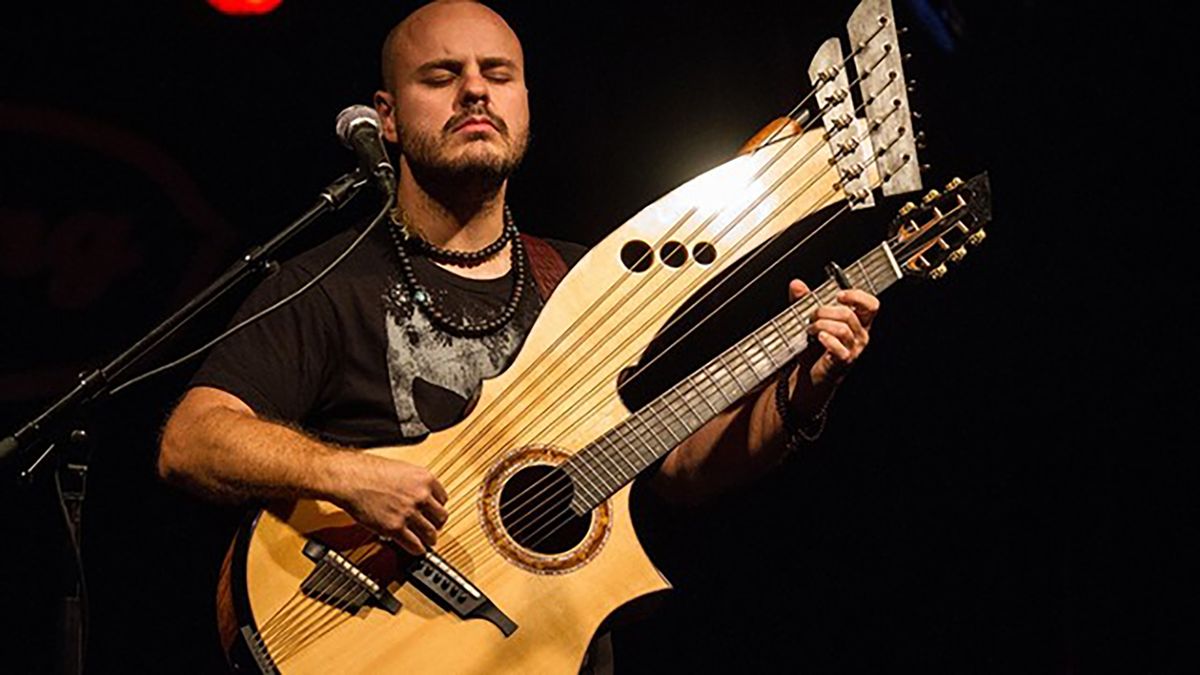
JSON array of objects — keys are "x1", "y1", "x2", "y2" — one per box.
[{"x1": 216, "y1": 2, "x2": 990, "y2": 672}]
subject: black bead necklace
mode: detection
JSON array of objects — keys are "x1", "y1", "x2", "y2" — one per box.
[
  {"x1": 388, "y1": 205, "x2": 526, "y2": 337},
  {"x1": 394, "y1": 206, "x2": 513, "y2": 265}
]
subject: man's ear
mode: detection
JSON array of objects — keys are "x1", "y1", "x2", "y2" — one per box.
[{"x1": 374, "y1": 90, "x2": 399, "y2": 144}]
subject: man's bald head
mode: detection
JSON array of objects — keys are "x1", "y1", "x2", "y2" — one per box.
[
  {"x1": 380, "y1": 1, "x2": 523, "y2": 94},
  {"x1": 373, "y1": 0, "x2": 530, "y2": 195}
]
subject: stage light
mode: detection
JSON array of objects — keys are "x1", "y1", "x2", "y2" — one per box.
[{"x1": 208, "y1": 0, "x2": 283, "y2": 16}]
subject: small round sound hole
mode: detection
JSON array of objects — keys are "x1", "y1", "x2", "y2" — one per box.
[
  {"x1": 660, "y1": 241, "x2": 687, "y2": 268},
  {"x1": 620, "y1": 240, "x2": 653, "y2": 272},
  {"x1": 498, "y1": 465, "x2": 590, "y2": 555}
]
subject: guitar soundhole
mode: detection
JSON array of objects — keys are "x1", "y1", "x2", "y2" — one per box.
[
  {"x1": 620, "y1": 240, "x2": 653, "y2": 272},
  {"x1": 660, "y1": 241, "x2": 687, "y2": 268},
  {"x1": 498, "y1": 465, "x2": 590, "y2": 555}
]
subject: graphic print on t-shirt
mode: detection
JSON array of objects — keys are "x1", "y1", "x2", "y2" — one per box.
[{"x1": 383, "y1": 300, "x2": 529, "y2": 438}]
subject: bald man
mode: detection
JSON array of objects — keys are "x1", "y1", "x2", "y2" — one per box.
[{"x1": 158, "y1": 1, "x2": 879, "y2": 671}]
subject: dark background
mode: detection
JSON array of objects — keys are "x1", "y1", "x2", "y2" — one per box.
[{"x1": 1, "y1": 1, "x2": 1192, "y2": 673}]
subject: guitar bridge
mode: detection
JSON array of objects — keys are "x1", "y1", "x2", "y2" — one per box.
[
  {"x1": 301, "y1": 540, "x2": 401, "y2": 615},
  {"x1": 406, "y1": 550, "x2": 518, "y2": 637}
]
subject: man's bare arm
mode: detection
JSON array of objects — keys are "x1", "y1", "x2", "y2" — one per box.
[
  {"x1": 652, "y1": 283, "x2": 879, "y2": 505},
  {"x1": 158, "y1": 386, "x2": 447, "y2": 555}
]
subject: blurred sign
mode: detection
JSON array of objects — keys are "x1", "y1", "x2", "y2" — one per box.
[{"x1": 0, "y1": 105, "x2": 235, "y2": 402}]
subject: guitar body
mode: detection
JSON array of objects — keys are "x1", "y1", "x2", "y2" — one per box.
[
  {"x1": 220, "y1": 450, "x2": 660, "y2": 674},
  {"x1": 218, "y1": 128, "x2": 845, "y2": 673}
]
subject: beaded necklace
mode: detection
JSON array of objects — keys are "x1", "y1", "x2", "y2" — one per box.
[{"x1": 388, "y1": 205, "x2": 526, "y2": 337}]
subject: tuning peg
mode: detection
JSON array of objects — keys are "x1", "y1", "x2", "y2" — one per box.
[
  {"x1": 929, "y1": 264, "x2": 948, "y2": 280},
  {"x1": 921, "y1": 189, "x2": 941, "y2": 206},
  {"x1": 945, "y1": 177, "x2": 963, "y2": 191},
  {"x1": 949, "y1": 246, "x2": 968, "y2": 263},
  {"x1": 967, "y1": 230, "x2": 987, "y2": 246},
  {"x1": 897, "y1": 201, "x2": 917, "y2": 217},
  {"x1": 915, "y1": 131, "x2": 927, "y2": 150},
  {"x1": 907, "y1": 82, "x2": 918, "y2": 94},
  {"x1": 917, "y1": 255, "x2": 932, "y2": 269},
  {"x1": 898, "y1": 26, "x2": 910, "y2": 35},
  {"x1": 911, "y1": 110, "x2": 922, "y2": 121},
  {"x1": 904, "y1": 52, "x2": 913, "y2": 62},
  {"x1": 920, "y1": 163, "x2": 932, "y2": 174}
]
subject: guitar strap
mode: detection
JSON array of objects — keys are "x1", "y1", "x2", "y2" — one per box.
[{"x1": 520, "y1": 233, "x2": 569, "y2": 302}]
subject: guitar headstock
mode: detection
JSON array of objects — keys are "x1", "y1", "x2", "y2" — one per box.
[{"x1": 888, "y1": 172, "x2": 992, "y2": 280}]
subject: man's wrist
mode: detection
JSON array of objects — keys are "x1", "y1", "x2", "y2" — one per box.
[{"x1": 774, "y1": 360, "x2": 833, "y2": 453}]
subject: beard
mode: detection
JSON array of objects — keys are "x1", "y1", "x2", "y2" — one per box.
[{"x1": 397, "y1": 109, "x2": 529, "y2": 192}]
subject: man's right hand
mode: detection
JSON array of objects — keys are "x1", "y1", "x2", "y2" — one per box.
[
  {"x1": 336, "y1": 454, "x2": 449, "y2": 556},
  {"x1": 160, "y1": 386, "x2": 449, "y2": 556}
]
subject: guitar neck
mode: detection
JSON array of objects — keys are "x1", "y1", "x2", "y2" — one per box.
[{"x1": 564, "y1": 242, "x2": 905, "y2": 513}]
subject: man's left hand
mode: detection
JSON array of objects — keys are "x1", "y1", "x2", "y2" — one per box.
[{"x1": 789, "y1": 280, "x2": 880, "y2": 390}]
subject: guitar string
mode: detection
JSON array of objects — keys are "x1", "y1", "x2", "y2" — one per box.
[
  {"x1": 453, "y1": 115, "x2": 904, "y2": 567},
  {"x1": 257, "y1": 537, "x2": 374, "y2": 661},
  {"x1": 431, "y1": 51, "x2": 902, "y2": 566},
  {"x1": 273, "y1": 542, "x2": 385, "y2": 665},
  {"x1": 461, "y1": 126, "x2": 924, "y2": 568},
  {"x1": 510, "y1": 192, "x2": 979, "y2": 556},
  {"x1": 416, "y1": 25, "x2": 880, "y2": 477},
  {"x1": 420, "y1": 27, "x2": 887, "y2": 488},
  {"x1": 483, "y1": 247, "x2": 897, "y2": 567},
  {"x1": 255, "y1": 179, "x2": 934, "y2": 659},
  {"x1": 474, "y1": 168, "x2": 930, "y2": 580},
  {"x1": 514, "y1": 252, "x2": 899, "y2": 556},
  {"x1": 446, "y1": 83, "x2": 907, "y2": 564},
  {"x1": 258, "y1": 183, "x2": 933, "y2": 665},
  {"x1": 268, "y1": 179, "x2": 950, "y2": 661},
  {"x1": 264, "y1": 127, "x2": 866, "y2": 662},
  {"x1": 269, "y1": 538, "x2": 393, "y2": 666},
  {"x1": 425, "y1": 133, "x2": 800, "y2": 479},
  {"x1": 256, "y1": 533, "x2": 380, "y2": 664},
  {"x1": 506, "y1": 191, "x2": 957, "y2": 557},
  {"x1": 245, "y1": 21, "x2": 905, "y2": 657},
  {"x1": 256, "y1": 113, "x2": 901, "y2": 675},
  {"x1": 428, "y1": 36, "x2": 894, "y2": 497}
]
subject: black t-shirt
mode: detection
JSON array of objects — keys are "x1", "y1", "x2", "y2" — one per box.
[{"x1": 191, "y1": 222, "x2": 586, "y2": 445}]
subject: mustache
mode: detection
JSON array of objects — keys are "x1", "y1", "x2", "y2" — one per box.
[{"x1": 443, "y1": 106, "x2": 508, "y2": 135}]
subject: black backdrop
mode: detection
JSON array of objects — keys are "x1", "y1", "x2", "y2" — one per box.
[{"x1": 1, "y1": 2, "x2": 1192, "y2": 673}]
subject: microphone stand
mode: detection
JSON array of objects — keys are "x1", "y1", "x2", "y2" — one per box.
[{"x1": 0, "y1": 168, "x2": 371, "y2": 675}]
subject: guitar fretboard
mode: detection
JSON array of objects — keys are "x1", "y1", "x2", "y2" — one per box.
[{"x1": 563, "y1": 243, "x2": 903, "y2": 513}]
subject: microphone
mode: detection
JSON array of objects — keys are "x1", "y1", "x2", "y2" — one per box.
[{"x1": 336, "y1": 105, "x2": 396, "y2": 197}]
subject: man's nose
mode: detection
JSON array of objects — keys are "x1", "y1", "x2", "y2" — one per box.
[{"x1": 458, "y1": 70, "x2": 489, "y2": 107}]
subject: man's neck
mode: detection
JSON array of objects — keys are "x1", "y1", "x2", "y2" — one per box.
[{"x1": 396, "y1": 168, "x2": 512, "y2": 279}]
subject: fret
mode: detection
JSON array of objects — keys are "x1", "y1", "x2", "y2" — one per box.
[
  {"x1": 818, "y1": 282, "x2": 839, "y2": 305},
  {"x1": 766, "y1": 315, "x2": 802, "y2": 358},
  {"x1": 685, "y1": 378, "x2": 720, "y2": 415},
  {"x1": 786, "y1": 302, "x2": 810, "y2": 333},
  {"x1": 628, "y1": 413, "x2": 668, "y2": 457},
  {"x1": 565, "y1": 458, "x2": 603, "y2": 505},
  {"x1": 700, "y1": 365, "x2": 734, "y2": 407},
  {"x1": 732, "y1": 341, "x2": 763, "y2": 381},
  {"x1": 676, "y1": 386, "x2": 705, "y2": 425},
  {"x1": 749, "y1": 329, "x2": 780, "y2": 369},
  {"x1": 602, "y1": 430, "x2": 641, "y2": 474},
  {"x1": 661, "y1": 390, "x2": 694, "y2": 436},
  {"x1": 854, "y1": 259, "x2": 877, "y2": 293},
  {"x1": 718, "y1": 353, "x2": 750, "y2": 396},
  {"x1": 587, "y1": 437, "x2": 623, "y2": 491},
  {"x1": 646, "y1": 402, "x2": 683, "y2": 445},
  {"x1": 762, "y1": 317, "x2": 786, "y2": 353},
  {"x1": 607, "y1": 424, "x2": 642, "y2": 489},
  {"x1": 624, "y1": 413, "x2": 662, "y2": 454}
]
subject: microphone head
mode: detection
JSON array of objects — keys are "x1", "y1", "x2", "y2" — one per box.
[{"x1": 335, "y1": 105, "x2": 382, "y2": 148}]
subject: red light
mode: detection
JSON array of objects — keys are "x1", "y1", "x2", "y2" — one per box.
[{"x1": 208, "y1": 0, "x2": 283, "y2": 16}]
